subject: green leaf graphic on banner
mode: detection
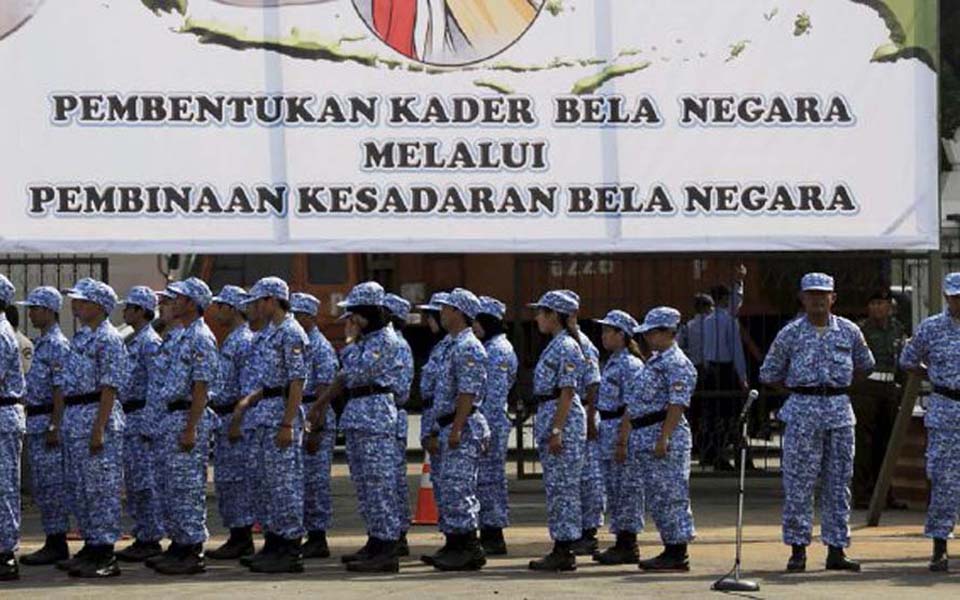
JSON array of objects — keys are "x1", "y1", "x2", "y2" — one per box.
[
  {"x1": 571, "y1": 62, "x2": 651, "y2": 95},
  {"x1": 851, "y1": 0, "x2": 937, "y2": 70}
]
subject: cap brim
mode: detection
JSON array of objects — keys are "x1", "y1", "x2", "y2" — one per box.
[
  {"x1": 66, "y1": 292, "x2": 93, "y2": 302},
  {"x1": 945, "y1": 289, "x2": 960, "y2": 297},
  {"x1": 337, "y1": 312, "x2": 353, "y2": 321},
  {"x1": 802, "y1": 286, "x2": 834, "y2": 292},
  {"x1": 416, "y1": 304, "x2": 440, "y2": 311}
]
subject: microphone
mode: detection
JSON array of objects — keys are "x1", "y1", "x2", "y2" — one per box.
[{"x1": 739, "y1": 389, "x2": 759, "y2": 423}]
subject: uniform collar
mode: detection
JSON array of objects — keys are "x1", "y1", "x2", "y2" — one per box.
[{"x1": 801, "y1": 314, "x2": 839, "y2": 332}]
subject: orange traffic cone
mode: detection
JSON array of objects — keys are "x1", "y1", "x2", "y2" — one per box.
[{"x1": 411, "y1": 454, "x2": 438, "y2": 526}]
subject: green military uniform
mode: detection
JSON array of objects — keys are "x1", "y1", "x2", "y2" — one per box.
[{"x1": 850, "y1": 315, "x2": 905, "y2": 507}]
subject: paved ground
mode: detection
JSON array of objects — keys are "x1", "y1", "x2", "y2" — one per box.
[{"x1": 4, "y1": 464, "x2": 958, "y2": 599}]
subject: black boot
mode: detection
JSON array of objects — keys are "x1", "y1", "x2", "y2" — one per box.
[
  {"x1": 529, "y1": 540, "x2": 577, "y2": 572},
  {"x1": 594, "y1": 531, "x2": 640, "y2": 565},
  {"x1": 302, "y1": 530, "x2": 330, "y2": 559},
  {"x1": 342, "y1": 536, "x2": 374, "y2": 564},
  {"x1": 56, "y1": 544, "x2": 90, "y2": 572},
  {"x1": 244, "y1": 533, "x2": 280, "y2": 568},
  {"x1": 434, "y1": 531, "x2": 485, "y2": 571},
  {"x1": 825, "y1": 545, "x2": 861, "y2": 572},
  {"x1": 69, "y1": 544, "x2": 121, "y2": 578},
  {"x1": 20, "y1": 533, "x2": 69, "y2": 566},
  {"x1": 147, "y1": 543, "x2": 182, "y2": 570},
  {"x1": 0, "y1": 553, "x2": 18, "y2": 581},
  {"x1": 930, "y1": 538, "x2": 949, "y2": 573},
  {"x1": 395, "y1": 531, "x2": 410, "y2": 557},
  {"x1": 421, "y1": 536, "x2": 451, "y2": 566},
  {"x1": 116, "y1": 539, "x2": 163, "y2": 563},
  {"x1": 154, "y1": 543, "x2": 205, "y2": 575},
  {"x1": 208, "y1": 527, "x2": 254, "y2": 560},
  {"x1": 346, "y1": 538, "x2": 400, "y2": 573},
  {"x1": 786, "y1": 544, "x2": 806, "y2": 573},
  {"x1": 638, "y1": 544, "x2": 689, "y2": 572},
  {"x1": 569, "y1": 528, "x2": 599, "y2": 556},
  {"x1": 250, "y1": 537, "x2": 304, "y2": 574},
  {"x1": 480, "y1": 527, "x2": 507, "y2": 556}
]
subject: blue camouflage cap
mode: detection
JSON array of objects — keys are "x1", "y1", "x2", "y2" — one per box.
[
  {"x1": 62, "y1": 277, "x2": 96, "y2": 296},
  {"x1": 528, "y1": 290, "x2": 579, "y2": 315},
  {"x1": 436, "y1": 287, "x2": 482, "y2": 319},
  {"x1": 211, "y1": 285, "x2": 247, "y2": 310},
  {"x1": 559, "y1": 289, "x2": 581, "y2": 308},
  {"x1": 384, "y1": 293, "x2": 411, "y2": 320},
  {"x1": 801, "y1": 272, "x2": 835, "y2": 292},
  {"x1": 338, "y1": 281, "x2": 385, "y2": 309},
  {"x1": 167, "y1": 277, "x2": 213, "y2": 310},
  {"x1": 478, "y1": 295, "x2": 506, "y2": 320},
  {"x1": 291, "y1": 292, "x2": 321, "y2": 316},
  {"x1": 637, "y1": 306, "x2": 682, "y2": 333},
  {"x1": 243, "y1": 276, "x2": 290, "y2": 305},
  {"x1": 417, "y1": 291, "x2": 449, "y2": 312},
  {"x1": 0, "y1": 275, "x2": 16, "y2": 305},
  {"x1": 68, "y1": 280, "x2": 118, "y2": 314},
  {"x1": 16, "y1": 286, "x2": 62, "y2": 313},
  {"x1": 120, "y1": 286, "x2": 157, "y2": 313},
  {"x1": 945, "y1": 272, "x2": 960, "y2": 297},
  {"x1": 595, "y1": 309, "x2": 639, "y2": 335}
]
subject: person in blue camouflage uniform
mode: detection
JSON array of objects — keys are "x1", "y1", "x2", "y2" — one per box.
[
  {"x1": 0, "y1": 275, "x2": 25, "y2": 581},
  {"x1": 206, "y1": 285, "x2": 258, "y2": 561},
  {"x1": 114, "y1": 287, "x2": 165, "y2": 564},
  {"x1": 760, "y1": 273, "x2": 875, "y2": 573},
  {"x1": 16, "y1": 287, "x2": 72, "y2": 568},
  {"x1": 900, "y1": 272, "x2": 960, "y2": 572},
  {"x1": 307, "y1": 281, "x2": 405, "y2": 573},
  {"x1": 385, "y1": 293, "x2": 415, "y2": 556},
  {"x1": 473, "y1": 295, "x2": 517, "y2": 556},
  {"x1": 291, "y1": 292, "x2": 339, "y2": 560},
  {"x1": 425, "y1": 288, "x2": 489, "y2": 571},
  {"x1": 591, "y1": 309, "x2": 645, "y2": 565},
  {"x1": 55, "y1": 279, "x2": 127, "y2": 578},
  {"x1": 618, "y1": 307, "x2": 697, "y2": 572},
  {"x1": 232, "y1": 277, "x2": 309, "y2": 573},
  {"x1": 527, "y1": 290, "x2": 587, "y2": 572}
]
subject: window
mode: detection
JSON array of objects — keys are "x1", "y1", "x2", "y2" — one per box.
[
  {"x1": 204, "y1": 254, "x2": 294, "y2": 290},
  {"x1": 307, "y1": 254, "x2": 348, "y2": 285}
]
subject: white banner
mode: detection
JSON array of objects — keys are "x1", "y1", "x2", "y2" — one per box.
[{"x1": 0, "y1": 0, "x2": 940, "y2": 252}]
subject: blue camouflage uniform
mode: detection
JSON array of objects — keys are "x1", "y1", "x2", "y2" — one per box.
[
  {"x1": 417, "y1": 292, "x2": 453, "y2": 516},
  {"x1": 899, "y1": 273, "x2": 960, "y2": 541},
  {"x1": 385, "y1": 294, "x2": 414, "y2": 535},
  {"x1": 242, "y1": 278, "x2": 309, "y2": 542},
  {"x1": 155, "y1": 279, "x2": 219, "y2": 547},
  {"x1": 432, "y1": 289, "x2": 489, "y2": 534},
  {"x1": 211, "y1": 286, "x2": 257, "y2": 530},
  {"x1": 594, "y1": 310, "x2": 644, "y2": 534},
  {"x1": 0, "y1": 275, "x2": 26, "y2": 555},
  {"x1": 760, "y1": 273, "x2": 875, "y2": 549},
  {"x1": 291, "y1": 292, "x2": 339, "y2": 535},
  {"x1": 476, "y1": 296, "x2": 517, "y2": 530},
  {"x1": 337, "y1": 282, "x2": 405, "y2": 542},
  {"x1": 119, "y1": 287, "x2": 164, "y2": 544},
  {"x1": 17, "y1": 287, "x2": 72, "y2": 537},
  {"x1": 529, "y1": 291, "x2": 588, "y2": 542},
  {"x1": 58, "y1": 280, "x2": 127, "y2": 547},
  {"x1": 621, "y1": 308, "x2": 697, "y2": 544}
]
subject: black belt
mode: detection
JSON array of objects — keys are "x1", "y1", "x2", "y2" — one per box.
[
  {"x1": 532, "y1": 388, "x2": 563, "y2": 404},
  {"x1": 122, "y1": 400, "x2": 146, "y2": 413},
  {"x1": 167, "y1": 399, "x2": 192, "y2": 412},
  {"x1": 64, "y1": 392, "x2": 100, "y2": 406},
  {"x1": 933, "y1": 386, "x2": 960, "y2": 401},
  {"x1": 26, "y1": 404, "x2": 53, "y2": 416},
  {"x1": 0, "y1": 397, "x2": 23, "y2": 408},
  {"x1": 788, "y1": 386, "x2": 850, "y2": 397},
  {"x1": 345, "y1": 385, "x2": 393, "y2": 400},
  {"x1": 437, "y1": 406, "x2": 476, "y2": 428},
  {"x1": 599, "y1": 407, "x2": 625, "y2": 421},
  {"x1": 211, "y1": 402, "x2": 237, "y2": 416},
  {"x1": 630, "y1": 410, "x2": 667, "y2": 429},
  {"x1": 263, "y1": 385, "x2": 289, "y2": 399}
]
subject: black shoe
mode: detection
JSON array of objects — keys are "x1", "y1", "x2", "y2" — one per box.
[
  {"x1": 638, "y1": 544, "x2": 689, "y2": 572},
  {"x1": 243, "y1": 533, "x2": 280, "y2": 568},
  {"x1": 930, "y1": 538, "x2": 948, "y2": 573},
  {"x1": 302, "y1": 530, "x2": 330, "y2": 559},
  {"x1": 395, "y1": 532, "x2": 410, "y2": 558},
  {"x1": 207, "y1": 527, "x2": 254, "y2": 560},
  {"x1": 69, "y1": 545, "x2": 121, "y2": 578},
  {"x1": 529, "y1": 541, "x2": 577, "y2": 572},
  {"x1": 433, "y1": 532, "x2": 486, "y2": 571},
  {"x1": 56, "y1": 544, "x2": 91, "y2": 572},
  {"x1": 593, "y1": 532, "x2": 640, "y2": 565},
  {"x1": 154, "y1": 543, "x2": 205, "y2": 576},
  {"x1": 480, "y1": 527, "x2": 507, "y2": 556},
  {"x1": 20, "y1": 533, "x2": 69, "y2": 566},
  {"x1": 250, "y1": 537, "x2": 304, "y2": 574},
  {"x1": 786, "y1": 545, "x2": 806, "y2": 573},
  {"x1": 0, "y1": 553, "x2": 19, "y2": 581},
  {"x1": 116, "y1": 539, "x2": 163, "y2": 563},
  {"x1": 342, "y1": 536, "x2": 374, "y2": 564},
  {"x1": 825, "y1": 546, "x2": 861, "y2": 572},
  {"x1": 569, "y1": 529, "x2": 599, "y2": 556},
  {"x1": 420, "y1": 536, "x2": 451, "y2": 567},
  {"x1": 345, "y1": 539, "x2": 400, "y2": 573}
]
